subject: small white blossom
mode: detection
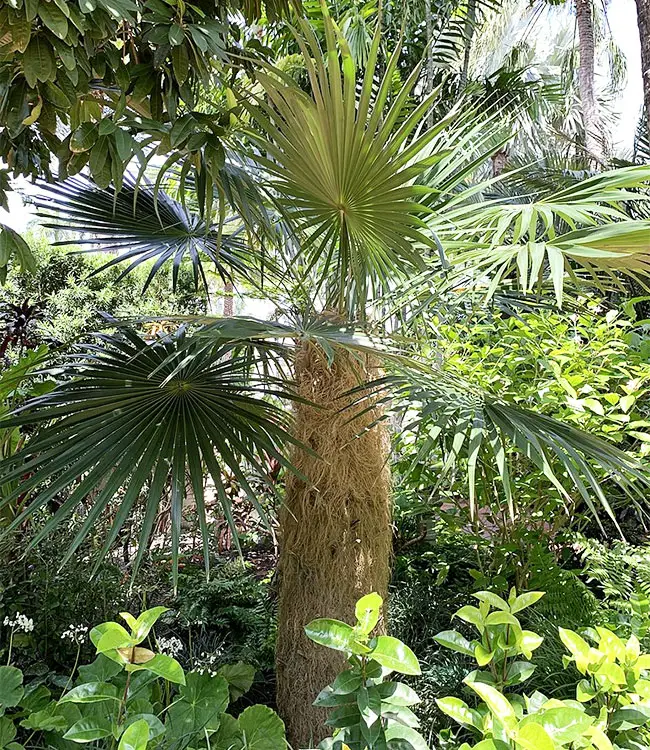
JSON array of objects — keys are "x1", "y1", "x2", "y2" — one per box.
[
  {"x1": 157, "y1": 636, "x2": 184, "y2": 657},
  {"x1": 61, "y1": 624, "x2": 89, "y2": 644},
  {"x1": 4, "y1": 612, "x2": 34, "y2": 633}
]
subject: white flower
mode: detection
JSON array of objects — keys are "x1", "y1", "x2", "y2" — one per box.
[
  {"x1": 61, "y1": 624, "x2": 89, "y2": 644},
  {"x1": 4, "y1": 612, "x2": 34, "y2": 633},
  {"x1": 157, "y1": 636, "x2": 184, "y2": 657}
]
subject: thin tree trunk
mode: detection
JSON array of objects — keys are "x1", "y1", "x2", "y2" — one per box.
[
  {"x1": 425, "y1": 0, "x2": 435, "y2": 127},
  {"x1": 459, "y1": 0, "x2": 477, "y2": 93},
  {"x1": 276, "y1": 343, "x2": 392, "y2": 748},
  {"x1": 223, "y1": 280, "x2": 234, "y2": 317},
  {"x1": 635, "y1": 0, "x2": 650, "y2": 136},
  {"x1": 575, "y1": 0, "x2": 603, "y2": 162}
]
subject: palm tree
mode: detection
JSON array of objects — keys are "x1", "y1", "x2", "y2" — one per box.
[{"x1": 6, "y1": 8, "x2": 650, "y2": 746}]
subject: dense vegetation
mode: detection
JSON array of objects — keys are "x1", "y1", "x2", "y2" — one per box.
[{"x1": 3, "y1": 0, "x2": 650, "y2": 748}]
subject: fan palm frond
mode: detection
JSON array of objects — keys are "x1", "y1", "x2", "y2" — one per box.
[
  {"x1": 360, "y1": 369, "x2": 650, "y2": 532},
  {"x1": 0, "y1": 327, "x2": 299, "y2": 582},
  {"x1": 239, "y1": 6, "x2": 469, "y2": 316},
  {"x1": 33, "y1": 174, "x2": 264, "y2": 291}
]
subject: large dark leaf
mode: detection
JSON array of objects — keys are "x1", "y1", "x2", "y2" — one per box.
[{"x1": 0, "y1": 327, "x2": 299, "y2": 581}]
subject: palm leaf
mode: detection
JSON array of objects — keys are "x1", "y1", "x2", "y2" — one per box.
[
  {"x1": 353, "y1": 368, "x2": 650, "y2": 533},
  {"x1": 32, "y1": 175, "x2": 260, "y2": 291},
  {"x1": 0, "y1": 327, "x2": 299, "y2": 583},
  {"x1": 239, "y1": 6, "x2": 466, "y2": 316},
  {"x1": 435, "y1": 165, "x2": 650, "y2": 306}
]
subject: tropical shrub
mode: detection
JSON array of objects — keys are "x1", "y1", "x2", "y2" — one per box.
[
  {"x1": 306, "y1": 593, "x2": 427, "y2": 749},
  {"x1": 0, "y1": 606, "x2": 286, "y2": 749},
  {"x1": 435, "y1": 591, "x2": 650, "y2": 749}
]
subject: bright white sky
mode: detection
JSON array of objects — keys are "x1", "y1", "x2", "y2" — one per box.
[{"x1": 0, "y1": 0, "x2": 645, "y2": 233}]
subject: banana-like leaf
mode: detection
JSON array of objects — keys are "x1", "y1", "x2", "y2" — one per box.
[
  {"x1": 355, "y1": 370, "x2": 650, "y2": 533},
  {"x1": 0, "y1": 327, "x2": 300, "y2": 582}
]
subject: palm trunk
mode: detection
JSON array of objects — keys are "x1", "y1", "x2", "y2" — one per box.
[
  {"x1": 276, "y1": 342, "x2": 392, "y2": 748},
  {"x1": 575, "y1": 0, "x2": 603, "y2": 162},
  {"x1": 635, "y1": 0, "x2": 650, "y2": 136}
]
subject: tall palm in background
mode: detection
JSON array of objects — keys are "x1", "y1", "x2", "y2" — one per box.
[{"x1": 5, "y1": 5, "x2": 650, "y2": 746}]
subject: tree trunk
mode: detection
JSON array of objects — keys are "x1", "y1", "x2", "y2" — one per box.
[
  {"x1": 276, "y1": 342, "x2": 392, "y2": 748},
  {"x1": 575, "y1": 0, "x2": 603, "y2": 162},
  {"x1": 635, "y1": 0, "x2": 650, "y2": 136},
  {"x1": 459, "y1": 0, "x2": 477, "y2": 93},
  {"x1": 223, "y1": 280, "x2": 234, "y2": 317}
]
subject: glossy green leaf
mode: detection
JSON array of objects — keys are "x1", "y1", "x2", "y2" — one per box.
[
  {"x1": 368, "y1": 636, "x2": 421, "y2": 675},
  {"x1": 118, "y1": 719, "x2": 149, "y2": 750},
  {"x1": 434, "y1": 629, "x2": 475, "y2": 656},
  {"x1": 59, "y1": 682, "x2": 119, "y2": 704},
  {"x1": 354, "y1": 592, "x2": 382, "y2": 635},
  {"x1": 63, "y1": 718, "x2": 113, "y2": 743}
]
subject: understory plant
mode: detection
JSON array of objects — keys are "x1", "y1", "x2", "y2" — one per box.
[
  {"x1": 0, "y1": 606, "x2": 286, "y2": 749},
  {"x1": 435, "y1": 590, "x2": 650, "y2": 749},
  {"x1": 305, "y1": 593, "x2": 427, "y2": 749}
]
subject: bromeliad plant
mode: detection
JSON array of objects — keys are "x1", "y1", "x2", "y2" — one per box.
[
  {"x1": 0, "y1": 606, "x2": 286, "y2": 749},
  {"x1": 305, "y1": 593, "x2": 427, "y2": 750}
]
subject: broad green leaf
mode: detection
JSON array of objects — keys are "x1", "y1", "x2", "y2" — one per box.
[
  {"x1": 559, "y1": 629, "x2": 591, "y2": 674},
  {"x1": 355, "y1": 592, "x2": 382, "y2": 635},
  {"x1": 218, "y1": 662, "x2": 256, "y2": 702},
  {"x1": 376, "y1": 682, "x2": 420, "y2": 706},
  {"x1": 0, "y1": 667, "x2": 23, "y2": 710},
  {"x1": 166, "y1": 672, "x2": 229, "y2": 740},
  {"x1": 465, "y1": 681, "x2": 517, "y2": 733},
  {"x1": 454, "y1": 606, "x2": 485, "y2": 633},
  {"x1": 131, "y1": 607, "x2": 168, "y2": 642},
  {"x1": 435, "y1": 697, "x2": 481, "y2": 729},
  {"x1": 368, "y1": 636, "x2": 421, "y2": 675},
  {"x1": 434, "y1": 630, "x2": 475, "y2": 656},
  {"x1": 63, "y1": 718, "x2": 112, "y2": 743},
  {"x1": 239, "y1": 705, "x2": 286, "y2": 749},
  {"x1": 305, "y1": 619, "x2": 359, "y2": 653},
  {"x1": 129, "y1": 654, "x2": 185, "y2": 684},
  {"x1": 94, "y1": 622, "x2": 133, "y2": 653},
  {"x1": 510, "y1": 591, "x2": 545, "y2": 614},
  {"x1": 330, "y1": 670, "x2": 362, "y2": 695},
  {"x1": 0, "y1": 717, "x2": 16, "y2": 747},
  {"x1": 516, "y1": 722, "x2": 555, "y2": 750},
  {"x1": 505, "y1": 661, "x2": 536, "y2": 686},
  {"x1": 520, "y1": 706, "x2": 593, "y2": 744},
  {"x1": 473, "y1": 592, "x2": 510, "y2": 611},
  {"x1": 59, "y1": 682, "x2": 119, "y2": 704},
  {"x1": 118, "y1": 719, "x2": 149, "y2": 750},
  {"x1": 384, "y1": 724, "x2": 429, "y2": 749}
]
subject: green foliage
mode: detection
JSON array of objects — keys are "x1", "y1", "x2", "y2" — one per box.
[
  {"x1": 0, "y1": 0, "x2": 291, "y2": 214},
  {"x1": 0, "y1": 606, "x2": 286, "y2": 749},
  {"x1": 577, "y1": 537, "x2": 650, "y2": 639},
  {"x1": 436, "y1": 593, "x2": 650, "y2": 749},
  {"x1": 306, "y1": 592, "x2": 427, "y2": 750},
  {"x1": 393, "y1": 301, "x2": 650, "y2": 534},
  {"x1": 434, "y1": 588, "x2": 545, "y2": 693},
  {"x1": 175, "y1": 560, "x2": 276, "y2": 670},
  {"x1": 0, "y1": 231, "x2": 206, "y2": 344}
]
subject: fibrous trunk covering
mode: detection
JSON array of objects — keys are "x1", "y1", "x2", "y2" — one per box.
[{"x1": 276, "y1": 342, "x2": 392, "y2": 748}]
